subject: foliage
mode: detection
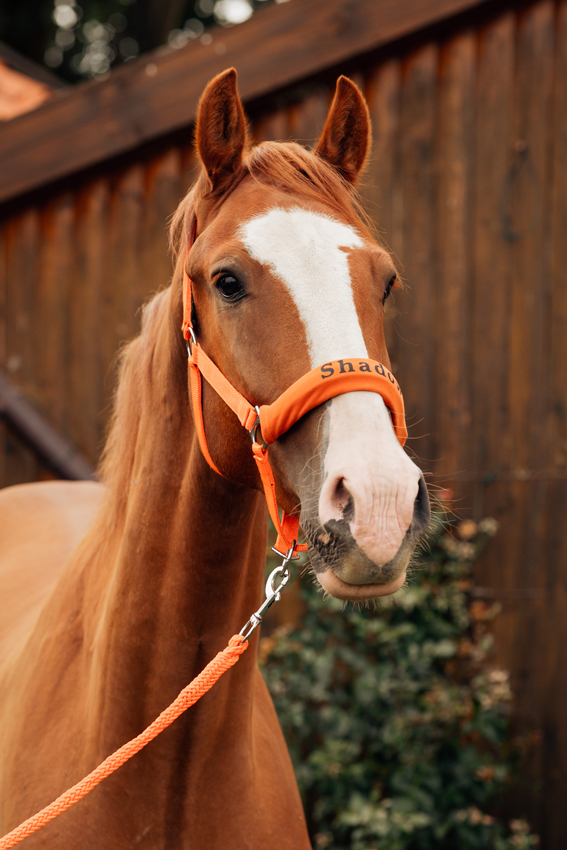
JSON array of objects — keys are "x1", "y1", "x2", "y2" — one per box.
[
  {"x1": 260, "y1": 513, "x2": 539, "y2": 850},
  {"x1": 0, "y1": 0, "x2": 276, "y2": 83}
]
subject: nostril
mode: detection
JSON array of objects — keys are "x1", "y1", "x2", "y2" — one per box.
[
  {"x1": 320, "y1": 476, "x2": 355, "y2": 525},
  {"x1": 333, "y1": 478, "x2": 355, "y2": 521},
  {"x1": 411, "y1": 476, "x2": 431, "y2": 538}
]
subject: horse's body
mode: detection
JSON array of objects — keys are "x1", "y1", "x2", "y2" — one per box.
[
  {"x1": 0, "y1": 71, "x2": 429, "y2": 848},
  {"x1": 0, "y1": 482, "x2": 104, "y2": 654}
]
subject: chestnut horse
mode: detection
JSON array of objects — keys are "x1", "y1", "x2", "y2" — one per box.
[{"x1": 0, "y1": 70, "x2": 430, "y2": 848}]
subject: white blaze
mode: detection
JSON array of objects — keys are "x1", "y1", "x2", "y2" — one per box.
[
  {"x1": 240, "y1": 206, "x2": 420, "y2": 575},
  {"x1": 240, "y1": 207, "x2": 366, "y2": 364}
]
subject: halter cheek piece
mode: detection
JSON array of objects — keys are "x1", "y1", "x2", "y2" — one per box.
[{"x1": 181, "y1": 230, "x2": 407, "y2": 558}]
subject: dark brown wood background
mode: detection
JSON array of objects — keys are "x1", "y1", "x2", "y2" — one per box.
[{"x1": 1, "y1": 0, "x2": 566, "y2": 843}]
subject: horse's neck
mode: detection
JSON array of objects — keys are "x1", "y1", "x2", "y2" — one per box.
[
  {"x1": 82, "y1": 312, "x2": 266, "y2": 746},
  {"x1": 86, "y1": 452, "x2": 265, "y2": 740},
  {"x1": 15, "y1": 292, "x2": 266, "y2": 757}
]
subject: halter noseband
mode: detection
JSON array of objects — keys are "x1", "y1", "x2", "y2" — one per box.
[{"x1": 181, "y1": 228, "x2": 407, "y2": 557}]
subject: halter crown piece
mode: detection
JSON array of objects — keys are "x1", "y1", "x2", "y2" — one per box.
[{"x1": 181, "y1": 224, "x2": 407, "y2": 557}]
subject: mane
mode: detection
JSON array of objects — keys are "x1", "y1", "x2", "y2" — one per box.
[
  {"x1": 169, "y1": 140, "x2": 376, "y2": 266},
  {"x1": 98, "y1": 288, "x2": 173, "y2": 503}
]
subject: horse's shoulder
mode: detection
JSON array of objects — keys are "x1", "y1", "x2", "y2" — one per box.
[{"x1": 0, "y1": 480, "x2": 105, "y2": 653}]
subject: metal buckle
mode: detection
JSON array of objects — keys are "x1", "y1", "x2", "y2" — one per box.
[{"x1": 238, "y1": 542, "x2": 297, "y2": 642}]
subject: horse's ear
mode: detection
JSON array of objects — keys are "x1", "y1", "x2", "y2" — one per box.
[
  {"x1": 315, "y1": 76, "x2": 370, "y2": 184},
  {"x1": 195, "y1": 68, "x2": 247, "y2": 194}
]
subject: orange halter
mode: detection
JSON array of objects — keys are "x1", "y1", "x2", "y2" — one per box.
[{"x1": 181, "y1": 228, "x2": 407, "y2": 556}]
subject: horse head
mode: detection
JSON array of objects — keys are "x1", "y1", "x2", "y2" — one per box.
[{"x1": 171, "y1": 68, "x2": 430, "y2": 602}]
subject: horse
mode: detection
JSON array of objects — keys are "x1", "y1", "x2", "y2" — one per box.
[{"x1": 0, "y1": 69, "x2": 430, "y2": 849}]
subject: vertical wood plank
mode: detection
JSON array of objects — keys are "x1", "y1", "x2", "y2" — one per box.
[
  {"x1": 471, "y1": 11, "x2": 515, "y2": 524},
  {"x1": 540, "y1": 1, "x2": 567, "y2": 844},
  {"x1": 143, "y1": 149, "x2": 183, "y2": 305},
  {"x1": 541, "y1": 477, "x2": 567, "y2": 849},
  {"x1": 36, "y1": 195, "x2": 75, "y2": 431},
  {"x1": 3, "y1": 210, "x2": 43, "y2": 485},
  {"x1": 549, "y1": 0, "x2": 567, "y2": 474},
  {"x1": 434, "y1": 32, "x2": 476, "y2": 487},
  {"x1": 395, "y1": 44, "x2": 438, "y2": 467},
  {"x1": 70, "y1": 179, "x2": 110, "y2": 464},
  {"x1": 506, "y1": 11, "x2": 555, "y2": 815},
  {"x1": 508, "y1": 0, "x2": 555, "y2": 479},
  {"x1": 363, "y1": 59, "x2": 403, "y2": 370},
  {"x1": 104, "y1": 166, "x2": 145, "y2": 414},
  {"x1": 5, "y1": 211, "x2": 41, "y2": 398}
]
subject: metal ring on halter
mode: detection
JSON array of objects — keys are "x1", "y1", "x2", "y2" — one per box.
[
  {"x1": 185, "y1": 327, "x2": 197, "y2": 356},
  {"x1": 185, "y1": 328, "x2": 197, "y2": 357},
  {"x1": 249, "y1": 406, "x2": 267, "y2": 449}
]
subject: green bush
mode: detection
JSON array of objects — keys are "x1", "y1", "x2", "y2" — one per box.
[{"x1": 260, "y1": 512, "x2": 539, "y2": 850}]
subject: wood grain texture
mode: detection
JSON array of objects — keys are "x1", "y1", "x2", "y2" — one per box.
[
  {"x1": 0, "y1": 0, "x2": 488, "y2": 205},
  {"x1": 471, "y1": 12, "x2": 515, "y2": 516},
  {"x1": 550, "y1": 0, "x2": 567, "y2": 473},
  {"x1": 505, "y1": 12, "x2": 555, "y2": 830},
  {"x1": 2, "y1": 211, "x2": 44, "y2": 486},
  {"x1": 508, "y1": 1, "x2": 554, "y2": 478},
  {"x1": 537, "y1": 2, "x2": 567, "y2": 843},
  {"x1": 364, "y1": 60, "x2": 402, "y2": 255},
  {"x1": 70, "y1": 180, "x2": 109, "y2": 462},
  {"x1": 141, "y1": 149, "x2": 183, "y2": 305},
  {"x1": 363, "y1": 60, "x2": 403, "y2": 372},
  {"x1": 396, "y1": 44, "x2": 438, "y2": 468},
  {"x1": 36, "y1": 195, "x2": 74, "y2": 428},
  {"x1": 434, "y1": 32, "x2": 475, "y2": 485},
  {"x1": 104, "y1": 165, "x2": 145, "y2": 401}
]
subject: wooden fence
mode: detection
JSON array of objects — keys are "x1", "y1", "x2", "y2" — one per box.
[{"x1": 1, "y1": 0, "x2": 566, "y2": 843}]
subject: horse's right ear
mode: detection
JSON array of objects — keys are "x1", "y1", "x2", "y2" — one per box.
[
  {"x1": 195, "y1": 68, "x2": 247, "y2": 195},
  {"x1": 315, "y1": 76, "x2": 370, "y2": 184}
]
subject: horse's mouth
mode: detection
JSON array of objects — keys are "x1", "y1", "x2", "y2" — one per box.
[
  {"x1": 316, "y1": 566, "x2": 407, "y2": 601},
  {"x1": 302, "y1": 515, "x2": 412, "y2": 601}
]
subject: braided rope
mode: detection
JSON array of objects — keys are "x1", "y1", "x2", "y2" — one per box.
[{"x1": 0, "y1": 635, "x2": 248, "y2": 850}]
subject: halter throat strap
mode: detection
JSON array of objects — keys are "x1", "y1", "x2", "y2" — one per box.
[{"x1": 181, "y1": 238, "x2": 407, "y2": 556}]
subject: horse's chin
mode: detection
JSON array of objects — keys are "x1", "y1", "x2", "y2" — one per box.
[{"x1": 316, "y1": 566, "x2": 407, "y2": 601}]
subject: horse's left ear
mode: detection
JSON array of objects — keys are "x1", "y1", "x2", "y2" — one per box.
[
  {"x1": 195, "y1": 67, "x2": 247, "y2": 194},
  {"x1": 315, "y1": 77, "x2": 370, "y2": 184}
]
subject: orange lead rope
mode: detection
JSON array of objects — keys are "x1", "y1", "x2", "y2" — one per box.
[
  {"x1": 0, "y1": 556, "x2": 293, "y2": 849},
  {"x1": 0, "y1": 637, "x2": 248, "y2": 850}
]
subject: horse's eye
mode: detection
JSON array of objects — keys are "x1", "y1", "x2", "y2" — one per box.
[
  {"x1": 216, "y1": 274, "x2": 244, "y2": 301},
  {"x1": 383, "y1": 275, "x2": 396, "y2": 304}
]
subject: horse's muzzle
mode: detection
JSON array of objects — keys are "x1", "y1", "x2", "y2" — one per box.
[{"x1": 305, "y1": 475, "x2": 430, "y2": 598}]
